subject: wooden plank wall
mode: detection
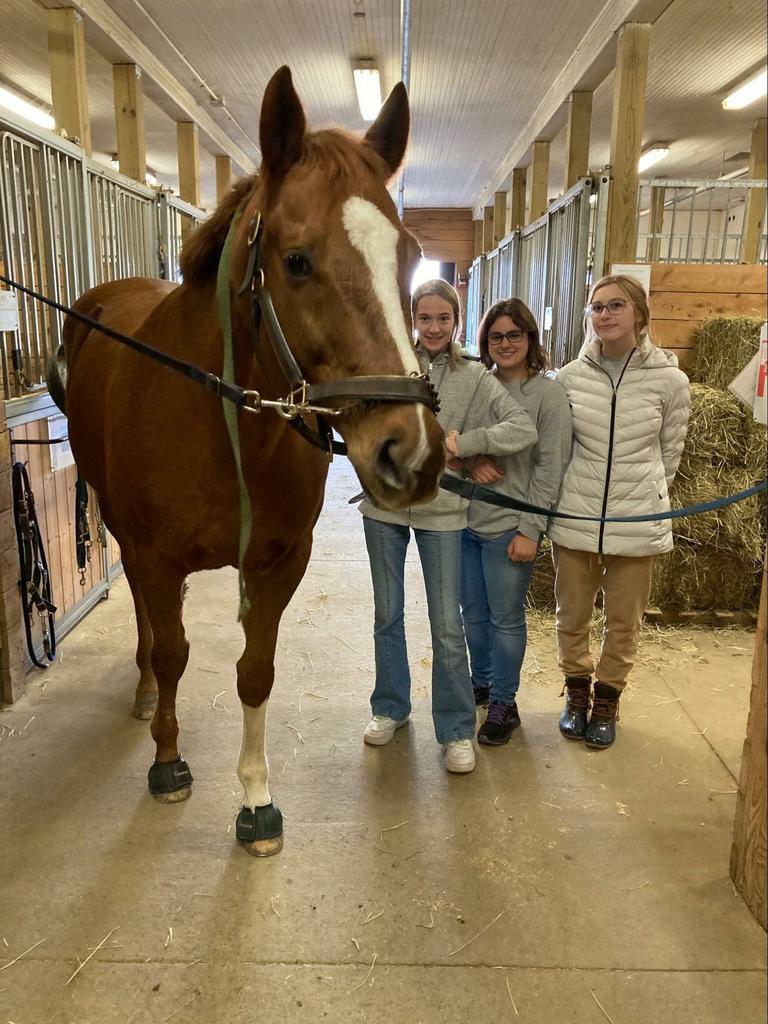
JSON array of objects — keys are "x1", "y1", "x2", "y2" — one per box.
[
  {"x1": 403, "y1": 208, "x2": 475, "y2": 339},
  {"x1": 9, "y1": 418, "x2": 106, "y2": 656},
  {"x1": 730, "y1": 564, "x2": 767, "y2": 930},
  {"x1": 647, "y1": 263, "x2": 768, "y2": 373}
]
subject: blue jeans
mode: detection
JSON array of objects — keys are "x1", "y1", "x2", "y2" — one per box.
[
  {"x1": 362, "y1": 517, "x2": 476, "y2": 744},
  {"x1": 460, "y1": 528, "x2": 535, "y2": 704}
]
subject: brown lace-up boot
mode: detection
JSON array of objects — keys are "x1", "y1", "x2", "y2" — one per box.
[
  {"x1": 584, "y1": 682, "x2": 621, "y2": 749},
  {"x1": 558, "y1": 676, "x2": 591, "y2": 739}
]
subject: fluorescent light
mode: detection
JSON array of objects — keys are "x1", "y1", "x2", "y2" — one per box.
[
  {"x1": 110, "y1": 156, "x2": 120, "y2": 170},
  {"x1": 353, "y1": 66, "x2": 382, "y2": 122},
  {"x1": 0, "y1": 86, "x2": 55, "y2": 130},
  {"x1": 638, "y1": 144, "x2": 670, "y2": 173},
  {"x1": 722, "y1": 68, "x2": 767, "y2": 110}
]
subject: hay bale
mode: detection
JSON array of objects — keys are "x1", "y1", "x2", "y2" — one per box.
[
  {"x1": 691, "y1": 316, "x2": 763, "y2": 390},
  {"x1": 651, "y1": 542, "x2": 762, "y2": 612},
  {"x1": 527, "y1": 538, "x2": 556, "y2": 611}
]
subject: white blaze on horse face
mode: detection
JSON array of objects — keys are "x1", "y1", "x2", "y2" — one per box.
[
  {"x1": 238, "y1": 702, "x2": 271, "y2": 809},
  {"x1": 341, "y1": 196, "x2": 429, "y2": 472}
]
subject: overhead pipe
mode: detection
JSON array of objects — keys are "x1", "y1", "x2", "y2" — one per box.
[{"x1": 397, "y1": 0, "x2": 412, "y2": 218}]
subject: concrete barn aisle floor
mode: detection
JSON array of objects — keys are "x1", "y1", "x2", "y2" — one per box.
[{"x1": 0, "y1": 458, "x2": 765, "y2": 1024}]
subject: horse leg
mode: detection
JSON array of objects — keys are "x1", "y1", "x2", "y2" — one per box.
[
  {"x1": 235, "y1": 544, "x2": 311, "y2": 857},
  {"x1": 137, "y1": 553, "x2": 193, "y2": 804},
  {"x1": 121, "y1": 541, "x2": 158, "y2": 720}
]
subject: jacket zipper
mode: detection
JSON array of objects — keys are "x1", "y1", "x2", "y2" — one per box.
[{"x1": 585, "y1": 350, "x2": 635, "y2": 553}]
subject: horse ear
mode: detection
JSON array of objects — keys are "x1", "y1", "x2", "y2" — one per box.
[
  {"x1": 259, "y1": 66, "x2": 307, "y2": 179},
  {"x1": 364, "y1": 82, "x2": 410, "y2": 179}
]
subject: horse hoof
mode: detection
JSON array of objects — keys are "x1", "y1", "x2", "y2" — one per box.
[
  {"x1": 236, "y1": 802, "x2": 283, "y2": 857},
  {"x1": 133, "y1": 695, "x2": 158, "y2": 720},
  {"x1": 148, "y1": 757, "x2": 193, "y2": 802}
]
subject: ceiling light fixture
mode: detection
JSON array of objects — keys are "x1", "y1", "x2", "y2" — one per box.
[
  {"x1": 638, "y1": 143, "x2": 671, "y2": 173},
  {"x1": 353, "y1": 61, "x2": 382, "y2": 122},
  {"x1": 0, "y1": 85, "x2": 55, "y2": 130},
  {"x1": 722, "y1": 68, "x2": 767, "y2": 110}
]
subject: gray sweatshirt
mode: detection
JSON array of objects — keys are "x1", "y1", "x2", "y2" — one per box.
[
  {"x1": 466, "y1": 373, "x2": 573, "y2": 541},
  {"x1": 360, "y1": 344, "x2": 538, "y2": 531}
]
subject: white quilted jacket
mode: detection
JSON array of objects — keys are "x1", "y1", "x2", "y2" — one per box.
[{"x1": 548, "y1": 332, "x2": 690, "y2": 556}]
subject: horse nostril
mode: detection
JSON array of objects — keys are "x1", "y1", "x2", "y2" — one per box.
[{"x1": 375, "y1": 436, "x2": 407, "y2": 490}]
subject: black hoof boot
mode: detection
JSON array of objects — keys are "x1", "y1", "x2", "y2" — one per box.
[
  {"x1": 236, "y1": 802, "x2": 284, "y2": 857},
  {"x1": 559, "y1": 676, "x2": 591, "y2": 739},
  {"x1": 584, "y1": 682, "x2": 621, "y2": 749},
  {"x1": 148, "y1": 757, "x2": 193, "y2": 802}
]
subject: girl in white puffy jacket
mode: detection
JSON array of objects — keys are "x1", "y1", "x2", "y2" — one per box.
[{"x1": 550, "y1": 274, "x2": 690, "y2": 750}]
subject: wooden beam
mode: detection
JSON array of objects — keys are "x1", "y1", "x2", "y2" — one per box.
[
  {"x1": 482, "y1": 206, "x2": 494, "y2": 253},
  {"x1": 565, "y1": 91, "x2": 592, "y2": 189},
  {"x1": 473, "y1": 219, "x2": 483, "y2": 258},
  {"x1": 529, "y1": 141, "x2": 550, "y2": 223},
  {"x1": 493, "y1": 191, "x2": 507, "y2": 247},
  {"x1": 472, "y1": 0, "x2": 673, "y2": 215},
  {"x1": 177, "y1": 122, "x2": 200, "y2": 242},
  {"x1": 113, "y1": 64, "x2": 146, "y2": 184},
  {"x1": 47, "y1": 7, "x2": 92, "y2": 156},
  {"x1": 45, "y1": 0, "x2": 256, "y2": 173},
  {"x1": 509, "y1": 168, "x2": 527, "y2": 230},
  {"x1": 742, "y1": 118, "x2": 767, "y2": 263},
  {"x1": 605, "y1": 23, "x2": 651, "y2": 269},
  {"x1": 730, "y1": 562, "x2": 767, "y2": 929},
  {"x1": 215, "y1": 155, "x2": 232, "y2": 203}
]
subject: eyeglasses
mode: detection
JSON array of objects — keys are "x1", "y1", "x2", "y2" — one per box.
[
  {"x1": 586, "y1": 299, "x2": 630, "y2": 317},
  {"x1": 488, "y1": 330, "x2": 526, "y2": 345}
]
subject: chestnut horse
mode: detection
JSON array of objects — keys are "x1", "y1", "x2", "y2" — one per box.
[{"x1": 50, "y1": 67, "x2": 444, "y2": 855}]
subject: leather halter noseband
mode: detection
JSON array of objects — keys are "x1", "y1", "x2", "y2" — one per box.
[{"x1": 235, "y1": 211, "x2": 439, "y2": 455}]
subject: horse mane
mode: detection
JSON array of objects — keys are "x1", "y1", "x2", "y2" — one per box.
[
  {"x1": 178, "y1": 129, "x2": 389, "y2": 285},
  {"x1": 179, "y1": 175, "x2": 257, "y2": 284}
]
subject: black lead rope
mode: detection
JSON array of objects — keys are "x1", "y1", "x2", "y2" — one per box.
[
  {"x1": 75, "y1": 475, "x2": 92, "y2": 585},
  {"x1": 11, "y1": 462, "x2": 57, "y2": 669}
]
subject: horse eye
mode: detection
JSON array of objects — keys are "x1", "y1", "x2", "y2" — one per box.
[{"x1": 283, "y1": 251, "x2": 313, "y2": 279}]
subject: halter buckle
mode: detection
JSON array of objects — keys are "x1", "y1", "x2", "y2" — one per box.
[{"x1": 247, "y1": 212, "x2": 262, "y2": 246}]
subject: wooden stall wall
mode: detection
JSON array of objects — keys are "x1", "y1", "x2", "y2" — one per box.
[
  {"x1": 403, "y1": 209, "x2": 475, "y2": 336},
  {"x1": 9, "y1": 418, "x2": 107, "y2": 659},
  {"x1": 647, "y1": 263, "x2": 768, "y2": 371}
]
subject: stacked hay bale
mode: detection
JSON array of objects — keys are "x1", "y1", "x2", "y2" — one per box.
[{"x1": 650, "y1": 316, "x2": 766, "y2": 614}]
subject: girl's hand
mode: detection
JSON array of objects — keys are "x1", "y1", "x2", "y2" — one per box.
[
  {"x1": 470, "y1": 455, "x2": 503, "y2": 484},
  {"x1": 444, "y1": 430, "x2": 460, "y2": 459},
  {"x1": 507, "y1": 534, "x2": 538, "y2": 562}
]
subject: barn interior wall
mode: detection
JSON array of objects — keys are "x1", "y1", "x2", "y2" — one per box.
[{"x1": 403, "y1": 208, "x2": 475, "y2": 339}]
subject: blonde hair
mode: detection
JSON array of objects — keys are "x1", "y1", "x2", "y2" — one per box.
[
  {"x1": 412, "y1": 279, "x2": 462, "y2": 367},
  {"x1": 587, "y1": 274, "x2": 650, "y2": 345}
]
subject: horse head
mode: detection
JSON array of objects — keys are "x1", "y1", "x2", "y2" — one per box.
[{"x1": 234, "y1": 66, "x2": 445, "y2": 510}]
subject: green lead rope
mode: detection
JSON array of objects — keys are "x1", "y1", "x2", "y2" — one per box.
[{"x1": 216, "y1": 210, "x2": 253, "y2": 621}]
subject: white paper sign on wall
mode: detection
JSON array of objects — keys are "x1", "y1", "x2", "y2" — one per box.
[{"x1": 0, "y1": 291, "x2": 19, "y2": 331}]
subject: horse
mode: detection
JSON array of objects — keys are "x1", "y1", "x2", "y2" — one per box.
[{"x1": 47, "y1": 66, "x2": 445, "y2": 856}]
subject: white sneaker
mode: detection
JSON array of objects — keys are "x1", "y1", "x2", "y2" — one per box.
[
  {"x1": 364, "y1": 714, "x2": 410, "y2": 746},
  {"x1": 443, "y1": 739, "x2": 476, "y2": 773}
]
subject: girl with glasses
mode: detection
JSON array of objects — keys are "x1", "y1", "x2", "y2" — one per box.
[
  {"x1": 461, "y1": 298, "x2": 572, "y2": 745},
  {"x1": 549, "y1": 274, "x2": 690, "y2": 749},
  {"x1": 359, "y1": 280, "x2": 538, "y2": 773}
]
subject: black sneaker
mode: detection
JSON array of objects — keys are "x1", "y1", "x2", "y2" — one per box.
[
  {"x1": 472, "y1": 682, "x2": 491, "y2": 707},
  {"x1": 478, "y1": 699, "x2": 521, "y2": 746}
]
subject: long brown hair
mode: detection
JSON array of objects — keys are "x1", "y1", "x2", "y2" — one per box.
[
  {"x1": 478, "y1": 298, "x2": 549, "y2": 375},
  {"x1": 412, "y1": 279, "x2": 462, "y2": 367}
]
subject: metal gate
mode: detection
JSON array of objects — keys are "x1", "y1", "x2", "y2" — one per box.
[{"x1": 88, "y1": 163, "x2": 157, "y2": 284}]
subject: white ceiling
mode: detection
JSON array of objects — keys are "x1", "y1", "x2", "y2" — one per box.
[{"x1": 0, "y1": 0, "x2": 765, "y2": 212}]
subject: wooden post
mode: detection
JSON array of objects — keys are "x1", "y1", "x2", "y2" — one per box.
[
  {"x1": 730, "y1": 561, "x2": 767, "y2": 929},
  {"x1": 647, "y1": 183, "x2": 666, "y2": 262},
  {"x1": 47, "y1": 7, "x2": 92, "y2": 156},
  {"x1": 529, "y1": 141, "x2": 550, "y2": 223},
  {"x1": 482, "y1": 206, "x2": 494, "y2": 253},
  {"x1": 509, "y1": 168, "x2": 527, "y2": 231},
  {"x1": 215, "y1": 155, "x2": 232, "y2": 203},
  {"x1": 742, "y1": 118, "x2": 767, "y2": 264},
  {"x1": 605, "y1": 23, "x2": 651, "y2": 269},
  {"x1": 0, "y1": 407, "x2": 27, "y2": 703},
  {"x1": 113, "y1": 64, "x2": 146, "y2": 184},
  {"x1": 177, "y1": 121, "x2": 200, "y2": 243},
  {"x1": 565, "y1": 91, "x2": 593, "y2": 190},
  {"x1": 473, "y1": 219, "x2": 483, "y2": 259},
  {"x1": 493, "y1": 191, "x2": 506, "y2": 247}
]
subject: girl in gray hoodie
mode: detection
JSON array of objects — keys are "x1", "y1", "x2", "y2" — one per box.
[{"x1": 359, "y1": 279, "x2": 537, "y2": 774}]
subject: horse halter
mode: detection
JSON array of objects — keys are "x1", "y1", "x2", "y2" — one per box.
[{"x1": 235, "y1": 212, "x2": 439, "y2": 454}]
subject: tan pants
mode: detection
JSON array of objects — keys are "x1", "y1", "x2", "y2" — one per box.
[{"x1": 552, "y1": 544, "x2": 656, "y2": 691}]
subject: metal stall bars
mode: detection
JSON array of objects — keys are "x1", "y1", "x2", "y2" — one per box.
[
  {"x1": 157, "y1": 191, "x2": 207, "y2": 281},
  {"x1": 87, "y1": 162, "x2": 158, "y2": 284},
  {"x1": 636, "y1": 177, "x2": 768, "y2": 264}
]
